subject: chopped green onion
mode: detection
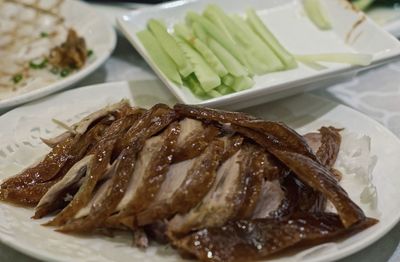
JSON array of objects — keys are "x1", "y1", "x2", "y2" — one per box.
[
  {"x1": 29, "y1": 59, "x2": 48, "y2": 69},
  {"x1": 12, "y1": 74, "x2": 23, "y2": 84},
  {"x1": 50, "y1": 67, "x2": 60, "y2": 75},
  {"x1": 87, "y1": 49, "x2": 94, "y2": 57},
  {"x1": 60, "y1": 68, "x2": 71, "y2": 77},
  {"x1": 40, "y1": 32, "x2": 49, "y2": 37}
]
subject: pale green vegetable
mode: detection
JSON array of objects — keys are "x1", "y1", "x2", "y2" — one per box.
[
  {"x1": 303, "y1": 0, "x2": 332, "y2": 30},
  {"x1": 192, "y1": 22, "x2": 208, "y2": 43},
  {"x1": 222, "y1": 74, "x2": 235, "y2": 86},
  {"x1": 207, "y1": 37, "x2": 249, "y2": 77},
  {"x1": 147, "y1": 19, "x2": 192, "y2": 77},
  {"x1": 186, "y1": 12, "x2": 249, "y2": 68},
  {"x1": 208, "y1": 89, "x2": 223, "y2": 98},
  {"x1": 205, "y1": 6, "x2": 284, "y2": 73},
  {"x1": 295, "y1": 53, "x2": 373, "y2": 66},
  {"x1": 137, "y1": 30, "x2": 182, "y2": 84},
  {"x1": 216, "y1": 84, "x2": 234, "y2": 95},
  {"x1": 176, "y1": 36, "x2": 221, "y2": 91},
  {"x1": 183, "y1": 74, "x2": 208, "y2": 98},
  {"x1": 246, "y1": 9, "x2": 297, "y2": 69},
  {"x1": 231, "y1": 76, "x2": 254, "y2": 92},
  {"x1": 174, "y1": 23, "x2": 228, "y2": 77}
]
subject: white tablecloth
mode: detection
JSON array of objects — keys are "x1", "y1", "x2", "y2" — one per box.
[{"x1": 1, "y1": 4, "x2": 400, "y2": 261}]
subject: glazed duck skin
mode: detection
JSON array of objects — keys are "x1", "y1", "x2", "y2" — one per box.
[
  {"x1": 174, "y1": 213, "x2": 378, "y2": 262},
  {"x1": 0, "y1": 102, "x2": 378, "y2": 262}
]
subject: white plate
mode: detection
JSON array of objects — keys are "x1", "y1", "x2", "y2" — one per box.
[
  {"x1": 117, "y1": 0, "x2": 400, "y2": 110},
  {"x1": 0, "y1": 0, "x2": 116, "y2": 111},
  {"x1": 0, "y1": 80, "x2": 400, "y2": 262},
  {"x1": 370, "y1": 6, "x2": 400, "y2": 37}
]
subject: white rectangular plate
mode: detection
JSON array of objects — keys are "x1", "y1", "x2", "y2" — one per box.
[{"x1": 117, "y1": 0, "x2": 400, "y2": 110}]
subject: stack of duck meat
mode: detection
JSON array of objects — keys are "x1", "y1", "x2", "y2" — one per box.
[{"x1": 0, "y1": 100, "x2": 377, "y2": 262}]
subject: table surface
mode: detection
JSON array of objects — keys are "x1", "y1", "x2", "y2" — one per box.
[{"x1": 2, "y1": 3, "x2": 400, "y2": 262}]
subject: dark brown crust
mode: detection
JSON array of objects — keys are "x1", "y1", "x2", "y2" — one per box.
[
  {"x1": 108, "y1": 122, "x2": 181, "y2": 228},
  {"x1": 235, "y1": 148, "x2": 266, "y2": 219},
  {"x1": 230, "y1": 125, "x2": 365, "y2": 228},
  {"x1": 173, "y1": 213, "x2": 378, "y2": 262},
  {"x1": 44, "y1": 116, "x2": 141, "y2": 225},
  {"x1": 173, "y1": 104, "x2": 316, "y2": 160},
  {"x1": 316, "y1": 127, "x2": 342, "y2": 168},
  {"x1": 1, "y1": 121, "x2": 110, "y2": 207},
  {"x1": 56, "y1": 104, "x2": 177, "y2": 233},
  {"x1": 172, "y1": 125, "x2": 220, "y2": 163},
  {"x1": 137, "y1": 139, "x2": 224, "y2": 226}
]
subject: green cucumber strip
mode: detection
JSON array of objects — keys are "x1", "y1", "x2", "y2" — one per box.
[
  {"x1": 205, "y1": 6, "x2": 283, "y2": 73},
  {"x1": 215, "y1": 84, "x2": 234, "y2": 95},
  {"x1": 174, "y1": 23, "x2": 228, "y2": 77},
  {"x1": 183, "y1": 74, "x2": 208, "y2": 98},
  {"x1": 176, "y1": 36, "x2": 221, "y2": 91},
  {"x1": 208, "y1": 37, "x2": 248, "y2": 77},
  {"x1": 186, "y1": 12, "x2": 248, "y2": 68},
  {"x1": 207, "y1": 89, "x2": 222, "y2": 98},
  {"x1": 137, "y1": 30, "x2": 182, "y2": 85},
  {"x1": 202, "y1": 8, "x2": 235, "y2": 43},
  {"x1": 231, "y1": 76, "x2": 254, "y2": 92},
  {"x1": 246, "y1": 9, "x2": 297, "y2": 69},
  {"x1": 303, "y1": 0, "x2": 332, "y2": 30},
  {"x1": 192, "y1": 22, "x2": 208, "y2": 43},
  {"x1": 147, "y1": 19, "x2": 192, "y2": 77},
  {"x1": 222, "y1": 74, "x2": 235, "y2": 86},
  {"x1": 294, "y1": 53, "x2": 372, "y2": 66}
]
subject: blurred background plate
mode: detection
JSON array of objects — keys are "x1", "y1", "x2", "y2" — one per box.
[{"x1": 0, "y1": 0, "x2": 116, "y2": 111}]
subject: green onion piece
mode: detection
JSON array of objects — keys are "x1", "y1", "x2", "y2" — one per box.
[
  {"x1": 303, "y1": 0, "x2": 332, "y2": 30},
  {"x1": 40, "y1": 32, "x2": 49, "y2": 37},
  {"x1": 183, "y1": 74, "x2": 208, "y2": 98},
  {"x1": 29, "y1": 59, "x2": 48, "y2": 69},
  {"x1": 12, "y1": 74, "x2": 23, "y2": 84},
  {"x1": 87, "y1": 49, "x2": 94, "y2": 57},
  {"x1": 60, "y1": 68, "x2": 71, "y2": 77}
]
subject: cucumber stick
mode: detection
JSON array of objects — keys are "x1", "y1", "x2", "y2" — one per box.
[
  {"x1": 302, "y1": 0, "x2": 332, "y2": 30},
  {"x1": 205, "y1": 6, "x2": 284, "y2": 73},
  {"x1": 137, "y1": 30, "x2": 182, "y2": 85},
  {"x1": 186, "y1": 12, "x2": 249, "y2": 69},
  {"x1": 192, "y1": 22, "x2": 208, "y2": 43},
  {"x1": 207, "y1": 37, "x2": 248, "y2": 77},
  {"x1": 175, "y1": 36, "x2": 221, "y2": 91},
  {"x1": 147, "y1": 19, "x2": 192, "y2": 77},
  {"x1": 232, "y1": 76, "x2": 254, "y2": 92},
  {"x1": 174, "y1": 23, "x2": 228, "y2": 77},
  {"x1": 246, "y1": 9, "x2": 297, "y2": 69},
  {"x1": 216, "y1": 84, "x2": 234, "y2": 95},
  {"x1": 183, "y1": 74, "x2": 207, "y2": 98}
]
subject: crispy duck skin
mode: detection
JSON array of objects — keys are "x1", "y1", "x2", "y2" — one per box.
[
  {"x1": 0, "y1": 121, "x2": 110, "y2": 207},
  {"x1": 173, "y1": 104, "x2": 317, "y2": 160},
  {"x1": 136, "y1": 139, "x2": 224, "y2": 226},
  {"x1": 56, "y1": 105, "x2": 177, "y2": 233},
  {"x1": 168, "y1": 144, "x2": 261, "y2": 236},
  {"x1": 174, "y1": 213, "x2": 378, "y2": 262},
  {"x1": 172, "y1": 125, "x2": 220, "y2": 163},
  {"x1": 44, "y1": 115, "x2": 141, "y2": 225},
  {"x1": 235, "y1": 147, "x2": 267, "y2": 219},
  {"x1": 107, "y1": 122, "x2": 181, "y2": 229},
  {"x1": 228, "y1": 124, "x2": 364, "y2": 228},
  {"x1": 0, "y1": 102, "x2": 378, "y2": 262}
]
